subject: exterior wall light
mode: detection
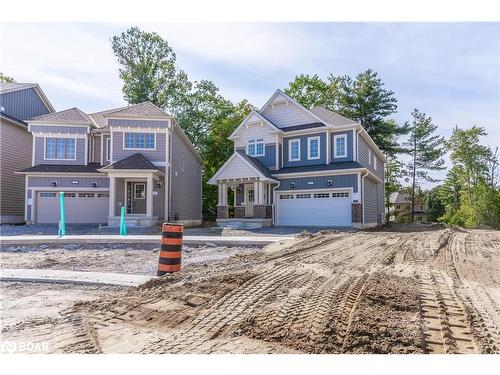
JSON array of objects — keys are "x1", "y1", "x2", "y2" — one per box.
[
  {"x1": 51, "y1": 181, "x2": 57, "y2": 187},
  {"x1": 92, "y1": 182, "x2": 98, "y2": 188},
  {"x1": 327, "y1": 179, "x2": 333, "y2": 186},
  {"x1": 290, "y1": 182, "x2": 295, "y2": 188}
]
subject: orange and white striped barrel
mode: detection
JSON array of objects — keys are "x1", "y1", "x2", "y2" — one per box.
[{"x1": 157, "y1": 223, "x2": 183, "y2": 276}]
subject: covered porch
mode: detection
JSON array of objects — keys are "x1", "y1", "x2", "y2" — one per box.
[{"x1": 209, "y1": 152, "x2": 277, "y2": 228}]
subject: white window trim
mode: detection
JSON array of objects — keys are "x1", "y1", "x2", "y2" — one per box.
[
  {"x1": 106, "y1": 138, "x2": 111, "y2": 161},
  {"x1": 307, "y1": 136, "x2": 321, "y2": 160},
  {"x1": 43, "y1": 136, "x2": 77, "y2": 161},
  {"x1": 374, "y1": 155, "x2": 377, "y2": 170},
  {"x1": 122, "y1": 132, "x2": 157, "y2": 151},
  {"x1": 134, "y1": 183, "x2": 146, "y2": 199},
  {"x1": 288, "y1": 139, "x2": 301, "y2": 162},
  {"x1": 246, "y1": 138, "x2": 265, "y2": 157},
  {"x1": 333, "y1": 134, "x2": 347, "y2": 158}
]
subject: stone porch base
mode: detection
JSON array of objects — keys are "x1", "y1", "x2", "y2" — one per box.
[{"x1": 216, "y1": 218, "x2": 273, "y2": 229}]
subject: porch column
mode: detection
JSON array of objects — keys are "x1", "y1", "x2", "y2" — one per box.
[
  {"x1": 217, "y1": 182, "x2": 228, "y2": 219},
  {"x1": 146, "y1": 176, "x2": 153, "y2": 217},
  {"x1": 254, "y1": 181, "x2": 260, "y2": 204},
  {"x1": 221, "y1": 183, "x2": 228, "y2": 206},
  {"x1": 258, "y1": 181, "x2": 265, "y2": 205},
  {"x1": 108, "y1": 176, "x2": 115, "y2": 217}
]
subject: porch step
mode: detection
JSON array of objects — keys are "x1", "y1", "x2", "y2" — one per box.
[{"x1": 216, "y1": 219, "x2": 272, "y2": 229}]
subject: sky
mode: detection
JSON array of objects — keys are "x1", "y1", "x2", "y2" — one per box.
[{"x1": 1, "y1": 22, "x2": 499, "y2": 185}]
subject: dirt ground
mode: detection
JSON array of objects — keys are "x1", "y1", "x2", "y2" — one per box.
[{"x1": 1, "y1": 224, "x2": 499, "y2": 354}]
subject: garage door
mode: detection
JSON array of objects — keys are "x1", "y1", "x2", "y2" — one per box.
[
  {"x1": 277, "y1": 190, "x2": 352, "y2": 226},
  {"x1": 36, "y1": 192, "x2": 109, "y2": 224}
]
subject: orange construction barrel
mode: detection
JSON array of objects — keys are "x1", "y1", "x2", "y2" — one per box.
[{"x1": 157, "y1": 223, "x2": 183, "y2": 276}]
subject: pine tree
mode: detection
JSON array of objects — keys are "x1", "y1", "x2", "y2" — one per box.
[{"x1": 403, "y1": 109, "x2": 446, "y2": 222}]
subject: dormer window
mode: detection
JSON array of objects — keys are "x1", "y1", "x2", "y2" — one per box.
[
  {"x1": 247, "y1": 138, "x2": 264, "y2": 157},
  {"x1": 45, "y1": 138, "x2": 76, "y2": 160}
]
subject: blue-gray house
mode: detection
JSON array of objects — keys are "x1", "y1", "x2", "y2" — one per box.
[{"x1": 209, "y1": 89, "x2": 385, "y2": 228}]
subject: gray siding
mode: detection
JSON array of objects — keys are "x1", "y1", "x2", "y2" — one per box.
[
  {"x1": 0, "y1": 87, "x2": 51, "y2": 122},
  {"x1": 153, "y1": 176, "x2": 165, "y2": 218},
  {"x1": 236, "y1": 144, "x2": 276, "y2": 168},
  {"x1": 112, "y1": 131, "x2": 166, "y2": 163},
  {"x1": 114, "y1": 178, "x2": 125, "y2": 216},
  {"x1": 364, "y1": 177, "x2": 378, "y2": 223},
  {"x1": 108, "y1": 119, "x2": 168, "y2": 128},
  {"x1": 378, "y1": 179, "x2": 385, "y2": 222},
  {"x1": 102, "y1": 134, "x2": 110, "y2": 165},
  {"x1": 34, "y1": 137, "x2": 86, "y2": 165},
  {"x1": 358, "y1": 135, "x2": 384, "y2": 181},
  {"x1": 169, "y1": 129, "x2": 202, "y2": 222},
  {"x1": 235, "y1": 184, "x2": 244, "y2": 205},
  {"x1": 93, "y1": 135, "x2": 101, "y2": 164},
  {"x1": 28, "y1": 176, "x2": 109, "y2": 188},
  {"x1": 276, "y1": 174, "x2": 358, "y2": 193},
  {"x1": 331, "y1": 130, "x2": 354, "y2": 162},
  {"x1": 0, "y1": 120, "x2": 32, "y2": 221},
  {"x1": 30, "y1": 124, "x2": 88, "y2": 134},
  {"x1": 283, "y1": 132, "x2": 327, "y2": 167}
]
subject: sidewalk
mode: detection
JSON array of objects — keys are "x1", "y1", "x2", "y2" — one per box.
[
  {"x1": 0, "y1": 234, "x2": 292, "y2": 247},
  {"x1": 0, "y1": 268, "x2": 154, "y2": 287}
]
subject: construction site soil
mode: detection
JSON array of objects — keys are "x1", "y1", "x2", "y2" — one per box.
[{"x1": 1, "y1": 224, "x2": 499, "y2": 354}]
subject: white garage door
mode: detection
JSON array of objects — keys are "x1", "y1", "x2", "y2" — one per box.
[
  {"x1": 277, "y1": 190, "x2": 352, "y2": 227},
  {"x1": 36, "y1": 192, "x2": 109, "y2": 224}
]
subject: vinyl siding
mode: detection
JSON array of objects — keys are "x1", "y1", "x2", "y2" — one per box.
[
  {"x1": 261, "y1": 99, "x2": 318, "y2": 129},
  {"x1": 276, "y1": 174, "x2": 358, "y2": 193},
  {"x1": 283, "y1": 133, "x2": 326, "y2": 167},
  {"x1": 30, "y1": 124, "x2": 88, "y2": 134},
  {"x1": 236, "y1": 144, "x2": 276, "y2": 168},
  {"x1": 364, "y1": 177, "x2": 378, "y2": 223},
  {"x1": 93, "y1": 135, "x2": 101, "y2": 164},
  {"x1": 357, "y1": 135, "x2": 384, "y2": 181},
  {"x1": 153, "y1": 176, "x2": 165, "y2": 218},
  {"x1": 114, "y1": 178, "x2": 125, "y2": 216},
  {"x1": 102, "y1": 134, "x2": 110, "y2": 165},
  {"x1": 28, "y1": 176, "x2": 109, "y2": 188},
  {"x1": 331, "y1": 130, "x2": 354, "y2": 162},
  {"x1": 34, "y1": 137, "x2": 86, "y2": 165},
  {"x1": 108, "y1": 119, "x2": 168, "y2": 128},
  {"x1": 0, "y1": 87, "x2": 51, "y2": 121},
  {"x1": 169, "y1": 129, "x2": 202, "y2": 221},
  {"x1": 233, "y1": 122, "x2": 277, "y2": 148},
  {"x1": 0, "y1": 120, "x2": 32, "y2": 220},
  {"x1": 112, "y1": 131, "x2": 166, "y2": 163},
  {"x1": 235, "y1": 184, "x2": 244, "y2": 205}
]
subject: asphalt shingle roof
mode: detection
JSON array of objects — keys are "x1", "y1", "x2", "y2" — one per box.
[
  {"x1": 19, "y1": 163, "x2": 102, "y2": 174},
  {"x1": 273, "y1": 161, "x2": 364, "y2": 175},
  {"x1": 103, "y1": 153, "x2": 161, "y2": 171},
  {"x1": 281, "y1": 122, "x2": 326, "y2": 132},
  {"x1": 89, "y1": 106, "x2": 129, "y2": 128},
  {"x1": 30, "y1": 107, "x2": 92, "y2": 125},
  {"x1": 310, "y1": 107, "x2": 358, "y2": 126},
  {"x1": 104, "y1": 101, "x2": 171, "y2": 118}
]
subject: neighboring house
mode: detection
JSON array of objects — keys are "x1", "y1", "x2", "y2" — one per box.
[
  {"x1": 16, "y1": 101, "x2": 202, "y2": 227},
  {"x1": 209, "y1": 89, "x2": 385, "y2": 228},
  {"x1": 0, "y1": 82, "x2": 55, "y2": 224},
  {"x1": 389, "y1": 192, "x2": 427, "y2": 223}
]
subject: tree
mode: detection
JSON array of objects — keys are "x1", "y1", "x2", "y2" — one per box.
[
  {"x1": 487, "y1": 146, "x2": 499, "y2": 189},
  {"x1": 284, "y1": 69, "x2": 408, "y2": 156},
  {"x1": 111, "y1": 26, "x2": 190, "y2": 112},
  {"x1": 384, "y1": 155, "x2": 404, "y2": 222},
  {"x1": 425, "y1": 186, "x2": 446, "y2": 222},
  {"x1": 403, "y1": 109, "x2": 446, "y2": 222},
  {"x1": 0, "y1": 73, "x2": 15, "y2": 83}
]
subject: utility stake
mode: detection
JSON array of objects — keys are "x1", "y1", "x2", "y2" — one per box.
[
  {"x1": 120, "y1": 206, "x2": 127, "y2": 236},
  {"x1": 58, "y1": 192, "x2": 66, "y2": 237}
]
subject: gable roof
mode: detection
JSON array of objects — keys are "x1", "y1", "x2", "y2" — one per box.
[
  {"x1": 310, "y1": 107, "x2": 358, "y2": 126},
  {"x1": 229, "y1": 109, "x2": 282, "y2": 139},
  {"x1": 0, "y1": 82, "x2": 55, "y2": 113},
  {"x1": 103, "y1": 101, "x2": 172, "y2": 118},
  {"x1": 29, "y1": 107, "x2": 92, "y2": 125},
  {"x1": 101, "y1": 153, "x2": 162, "y2": 171},
  {"x1": 260, "y1": 89, "x2": 330, "y2": 127},
  {"x1": 208, "y1": 151, "x2": 276, "y2": 184},
  {"x1": 89, "y1": 105, "x2": 129, "y2": 128}
]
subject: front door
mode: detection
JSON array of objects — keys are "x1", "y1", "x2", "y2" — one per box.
[
  {"x1": 245, "y1": 185, "x2": 254, "y2": 217},
  {"x1": 127, "y1": 181, "x2": 146, "y2": 214}
]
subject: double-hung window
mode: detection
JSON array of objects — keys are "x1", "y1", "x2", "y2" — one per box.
[
  {"x1": 288, "y1": 139, "x2": 300, "y2": 162},
  {"x1": 45, "y1": 138, "x2": 76, "y2": 160},
  {"x1": 124, "y1": 132, "x2": 155, "y2": 149},
  {"x1": 307, "y1": 136, "x2": 320, "y2": 160},
  {"x1": 247, "y1": 138, "x2": 264, "y2": 157},
  {"x1": 334, "y1": 134, "x2": 347, "y2": 158}
]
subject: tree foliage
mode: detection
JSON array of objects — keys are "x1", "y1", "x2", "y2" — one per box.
[{"x1": 0, "y1": 73, "x2": 15, "y2": 83}]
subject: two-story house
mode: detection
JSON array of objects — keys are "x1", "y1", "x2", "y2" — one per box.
[
  {"x1": 209, "y1": 89, "x2": 385, "y2": 228},
  {"x1": 0, "y1": 82, "x2": 55, "y2": 224},
  {"x1": 389, "y1": 192, "x2": 427, "y2": 223},
  {"x1": 17, "y1": 101, "x2": 202, "y2": 227}
]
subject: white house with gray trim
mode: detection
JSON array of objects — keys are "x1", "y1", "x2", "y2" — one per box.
[
  {"x1": 17, "y1": 101, "x2": 202, "y2": 227},
  {"x1": 209, "y1": 89, "x2": 385, "y2": 228}
]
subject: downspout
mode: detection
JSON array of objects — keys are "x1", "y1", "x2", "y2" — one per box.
[
  {"x1": 272, "y1": 180, "x2": 281, "y2": 226},
  {"x1": 361, "y1": 170, "x2": 368, "y2": 226}
]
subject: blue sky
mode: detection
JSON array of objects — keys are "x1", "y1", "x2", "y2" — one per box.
[{"x1": 1, "y1": 22, "x2": 498, "y2": 184}]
